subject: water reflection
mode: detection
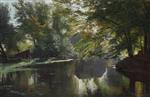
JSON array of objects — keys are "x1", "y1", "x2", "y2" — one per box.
[
  {"x1": 76, "y1": 67, "x2": 130, "y2": 97},
  {"x1": 0, "y1": 62, "x2": 131, "y2": 97}
]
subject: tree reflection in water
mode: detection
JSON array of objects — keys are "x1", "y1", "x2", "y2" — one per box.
[{"x1": 0, "y1": 62, "x2": 136, "y2": 97}]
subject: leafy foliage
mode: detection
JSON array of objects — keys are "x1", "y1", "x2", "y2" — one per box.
[
  {"x1": 0, "y1": 4, "x2": 17, "y2": 62},
  {"x1": 81, "y1": 0, "x2": 150, "y2": 57},
  {"x1": 14, "y1": 0, "x2": 75, "y2": 58}
]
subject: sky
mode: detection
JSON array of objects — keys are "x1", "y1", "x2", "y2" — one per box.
[
  {"x1": 0, "y1": 0, "x2": 52, "y2": 25},
  {"x1": 0, "y1": 0, "x2": 17, "y2": 3},
  {"x1": 0, "y1": 0, "x2": 17, "y2": 24},
  {"x1": 0, "y1": 0, "x2": 84, "y2": 26}
]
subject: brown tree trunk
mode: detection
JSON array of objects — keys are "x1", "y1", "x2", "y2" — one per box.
[
  {"x1": 142, "y1": 9, "x2": 150, "y2": 53},
  {"x1": 144, "y1": 31, "x2": 148, "y2": 53},
  {"x1": 124, "y1": 32, "x2": 134, "y2": 57},
  {"x1": 147, "y1": 32, "x2": 150, "y2": 52},
  {"x1": 0, "y1": 41, "x2": 7, "y2": 63},
  {"x1": 143, "y1": 25, "x2": 150, "y2": 53},
  {"x1": 144, "y1": 33, "x2": 150, "y2": 53}
]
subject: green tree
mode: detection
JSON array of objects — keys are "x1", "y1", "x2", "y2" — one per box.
[
  {"x1": 83, "y1": 0, "x2": 150, "y2": 57},
  {"x1": 0, "y1": 4, "x2": 16, "y2": 62},
  {"x1": 14, "y1": 0, "x2": 75, "y2": 58}
]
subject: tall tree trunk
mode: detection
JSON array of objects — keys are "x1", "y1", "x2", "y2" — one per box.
[
  {"x1": 144, "y1": 30, "x2": 148, "y2": 52},
  {"x1": 142, "y1": 1, "x2": 150, "y2": 53},
  {"x1": 147, "y1": 32, "x2": 150, "y2": 52},
  {"x1": 124, "y1": 32, "x2": 133, "y2": 57},
  {"x1": 143, "y1": 24, "x2": 150, "y2": 53},
  {"x1": 0, "y1": 41, "x2": 7, "y2": 63}
]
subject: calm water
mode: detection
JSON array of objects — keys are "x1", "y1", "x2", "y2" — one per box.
[{"x1": 0, "y1": 61, "x2": 137, "y2": 97}]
